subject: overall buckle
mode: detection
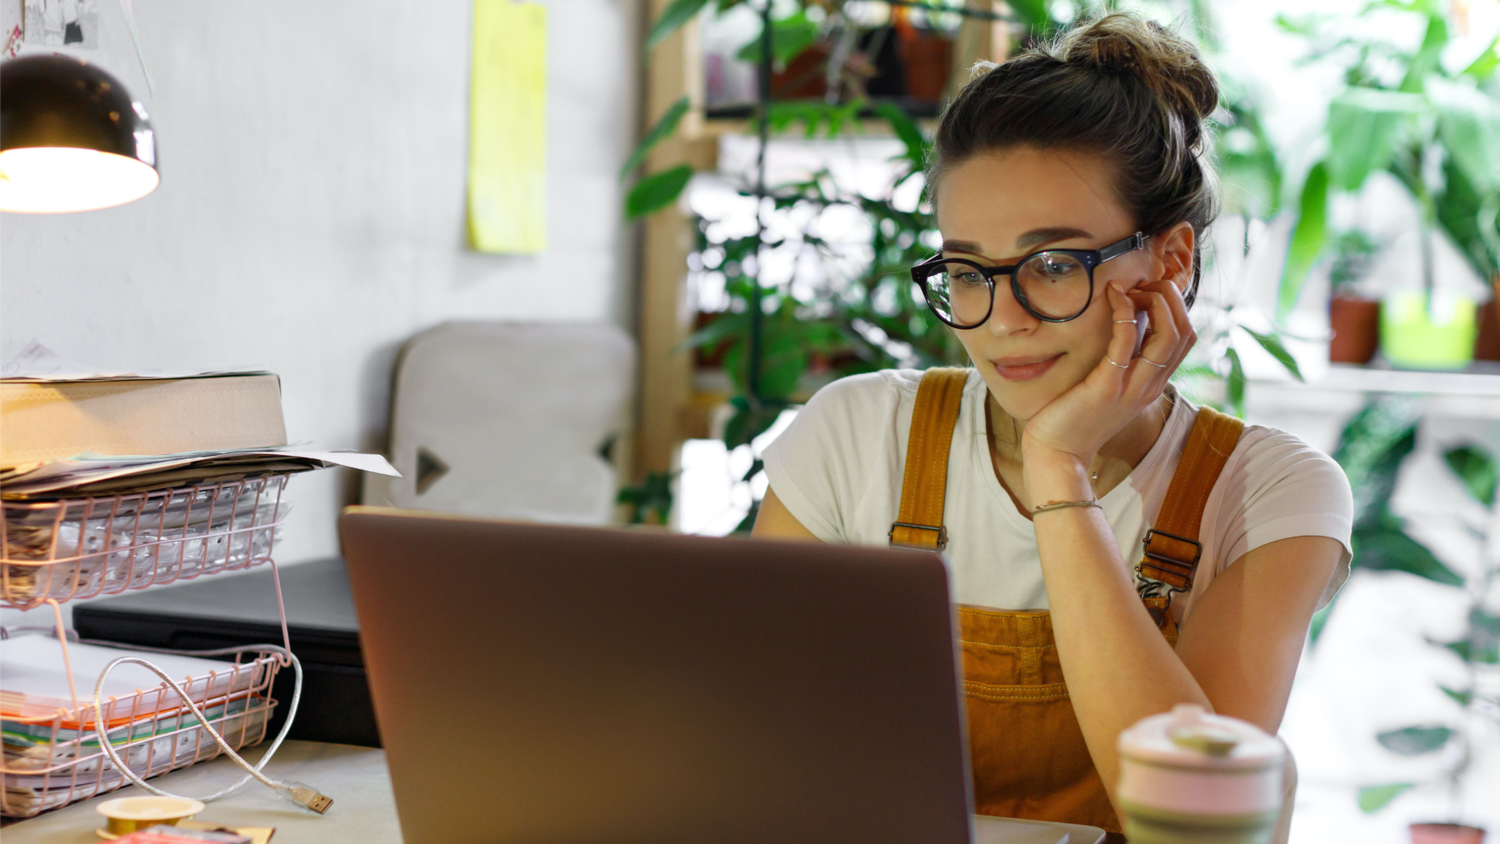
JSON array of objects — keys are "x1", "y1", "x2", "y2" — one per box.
[
  {"x1": 1136, "y1": 528, "x2": 1201, "y2": 591},
  {"x1": 889, "y1": 521, "x2": 948, "y2": 551}
]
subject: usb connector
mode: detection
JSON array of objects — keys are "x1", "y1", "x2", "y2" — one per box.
[{"x1": 274, "y1": 780, "x2": 333, "y2": 814}]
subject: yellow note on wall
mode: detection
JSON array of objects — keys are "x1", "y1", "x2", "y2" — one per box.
[{"x1": 467, "y1": 0, "x2": 547, "y2": 254}]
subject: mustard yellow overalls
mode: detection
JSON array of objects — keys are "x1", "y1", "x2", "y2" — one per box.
[{"x1": 889, "y1": 368, "x2": 1245, "y2": 835}]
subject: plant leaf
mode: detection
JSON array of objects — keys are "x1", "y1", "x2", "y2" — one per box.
[
  {"x1": 742, "y1": 457, "x2": 764, "y2": 483},
  {"x1": 723, "y1": 396, "x2": 789, "y2": 448},
  {"x1": 625, "y1": 164, "x2": 694, "y2": 220},
  {"x1": 1351, "y1": 519, "x2": 1463, "y2": 584},
  {"x1": 678, "y1": 310, "x2": 747, "y2": 353},
  {"x1": 1443, "y1": 444, "x2": 1498, "y2": 506},
  {"x1": 1240, "y1": 326, "x2": 1305, "y2": 382},
  {"x1": 1461, "y1": 34, "x2": 1499, "y2": 81},
  {"x1": 620, "y1": 96, "x2": 690, "y2": 182},
  {"x1": 1440, "y1": 686, "x2": 1474, "y2": 706},
  {"x1": 1005, "y1": 0, "x2": 1053, "y2": 34},
  {"x1": 875, "y1": 100, "x2": 927, "y2": 172},
  {"x1": 1333, "y1": 397, "x2": 1420, "y2": 528},
  {"x1": 1431, "y1": 79, "x2": 1500, "y2": 195},
  {"x1": 1279, "y1": 161, "x2": 1329, "y2": 321},
  {"x1": 1326, "y1": 88, "x2": 1422, "y2": 192},
  {"x1": 1399, "y1": 12, "x2": 1448, "y2": 93},
  {"x1": 616, "y1": 470, "x2": 676, "y2": 525},
  {"x1": 1376, "y1": 725, "x2": 1453, "y2": 755},
  {"x1": 1225, "y1": 347, "x2": 1246, "y2": 418},
  {"x1": 646, "y1": 0, "x2": 714, "y2": 53},
  {"x1": 734, "y1": 9, "x2": 820, "y2": 68},
  {"x1": 1440, "y1": 638, "x2": 1500, "y2": 664},
  {"x1": 1358, "y1": 783, "x2": 1415, "y2": 813}
]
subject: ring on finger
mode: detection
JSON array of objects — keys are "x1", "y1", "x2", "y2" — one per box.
[
  {"x1": 1139, "y1": 356, "x2": 1168, "y2": 368},
  {"x1": 1113, "y1": 319, "x2": 1138, "y2": 324},
  {"x1": 1105, "y1": 358, "x2": 1130, "y2": 370}
]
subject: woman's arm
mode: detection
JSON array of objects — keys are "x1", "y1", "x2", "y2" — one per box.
[
  {"x1": 752, "y1": 487, "x2": 822, "y2": 541},
  {"x1": 1021, "y1": 273, "x2": 1341, "y2": 819},
  {"x1": 1027, "y1": 482, "x2": 1339, "y2": 816},
  {"x1": 1173, "y1": 536, "x2": 1342, "y2": 732}
]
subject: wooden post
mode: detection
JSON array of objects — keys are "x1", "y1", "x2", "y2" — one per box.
[{"x1": 634, "y1": 0, "x2": 714, "y2": 482}]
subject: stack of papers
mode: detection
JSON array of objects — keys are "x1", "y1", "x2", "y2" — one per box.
[
  {"x1": 1, "y1": 635, "x2": 264, "y2": 724},
  {"x1": 0, "y1": 447, "x2": 397, "y2": 499},
  {"x1": 0, "y1": 343, "x2": 398, "y2": 500},
  {"x1": 0, "y1": 635, "x2": 275, "y2": 815}
]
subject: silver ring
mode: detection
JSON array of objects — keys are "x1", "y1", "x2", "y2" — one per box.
[
  {"x1": 1105, "y1": 358, "x2": 1130, "y2": 370},
  {"x1": 1139, "y1": 357, "x2": 1168, "y2": 368},
  {"x1": 1113, "y1": 319, "x2": 1139, "y2": 324}
]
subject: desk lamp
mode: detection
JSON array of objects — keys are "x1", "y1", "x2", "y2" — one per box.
[{"x1": 0, "y1": 54, "x2": 158, "y2": 213}]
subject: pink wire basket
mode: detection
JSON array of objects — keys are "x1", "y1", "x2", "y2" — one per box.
[
  {"x1": 0, "y1": 475, "x2": 290, "y2": 611},
  {"x1": 0, "y1": 646, "x2": 282, "y2": 818}
]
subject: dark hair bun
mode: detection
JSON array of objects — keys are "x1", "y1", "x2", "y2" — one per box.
[{"x1": 1056, "y1": 14, "x2": 1219, "y2": 132}]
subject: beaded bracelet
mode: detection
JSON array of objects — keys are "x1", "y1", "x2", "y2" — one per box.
[{"x1": 1031, "y1": 499, "x2": 1102, "y2": 516}]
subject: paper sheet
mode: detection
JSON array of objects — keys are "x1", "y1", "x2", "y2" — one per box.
[
  {"x1": 0, "y1": 447, "x2": 399, "y2": 498},
  {"x1": 0, "y1": 635, "x2": 258, "y2": 720},
  {"x1": 2, "y1": 340, "x2": 267, "y2": 382},
  {"x1": 467, "y1": 0, "x2": 548, "y2": 254}
]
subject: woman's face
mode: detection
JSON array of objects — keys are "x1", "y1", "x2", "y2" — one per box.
[{"x1": 933, "y1": 147, "x2": 1163, "y2": 423}]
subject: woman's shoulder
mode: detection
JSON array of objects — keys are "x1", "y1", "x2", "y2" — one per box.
[
  {"x1": 1165, "y1": 395, "x2": 1346, "y2": 484},
  {"x1": 804, "y1": 368, "x2": 923, "y2": 414},
  {"x1": 1234, "y1": 420, "x2": 1348, "y2": 485},
  {"x1": 1209, "y1": 410, "x2": 1354, "y2": 522}
]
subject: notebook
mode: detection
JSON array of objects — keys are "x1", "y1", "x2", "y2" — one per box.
[{"x1": 0, "y1": 373, "x2": 286, "y2": 469}]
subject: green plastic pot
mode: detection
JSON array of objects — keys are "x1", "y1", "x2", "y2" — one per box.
[{"x1": 1380, "y1": 290, "x2": 1478, "y2": 370}]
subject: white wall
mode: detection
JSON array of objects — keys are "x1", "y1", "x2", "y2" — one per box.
[{"x1": 1, "y1": 0, "x2": 643, "y2": 607}]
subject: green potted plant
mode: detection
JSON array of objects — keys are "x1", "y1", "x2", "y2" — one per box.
[
  {"x1": 1274, "y1": 0, "x2": 1500, "y2": 371},
  {"x1": 1355, "y1": 442, "x2": 1497, "y2": 843},
  {"x1": 1316, "y1": 398, "x2": 1496, "y2": 842}
]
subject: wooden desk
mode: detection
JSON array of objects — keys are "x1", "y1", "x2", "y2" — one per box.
[{"x1": 1, "y1": 740, "x2": 1104, "y2": 844}]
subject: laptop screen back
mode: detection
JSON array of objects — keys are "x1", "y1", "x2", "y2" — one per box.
[{"x1": 339, "y1": 507, "x2": 973, "y2": 844}]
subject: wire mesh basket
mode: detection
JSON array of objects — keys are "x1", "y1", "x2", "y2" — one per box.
[
  {"x1": 0, "y1": 647, "x2": 281, "y2": 818},
  {"x1": 0, "y1": 475, "x2": 290, "y2": 611}
]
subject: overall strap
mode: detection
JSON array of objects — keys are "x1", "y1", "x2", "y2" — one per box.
[
  {"x1": 889, "y1": 367, "x2": 970, "y2": 551},
  {"x1": 1137, "y1": 405, "x2": 1245, "y2": 636}
]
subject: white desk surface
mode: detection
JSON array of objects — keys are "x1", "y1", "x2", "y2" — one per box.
[
  {"x1": 2, "y1": 740, "x2": 1104, "y2": 844},
  {"x1": 2, "y1": 741, "x2": 397, "y2": 844}
]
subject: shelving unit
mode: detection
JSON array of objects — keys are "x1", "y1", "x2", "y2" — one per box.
[
  {"x1": 631, "y1": 0, "x2": 1010, "y2": 475},
  {"x1": 1249, "y1": 362, "x2": 1500, "y2": 419},
  {"x1": 0, "y1": 475, "x2": 295, "y2": 818}
]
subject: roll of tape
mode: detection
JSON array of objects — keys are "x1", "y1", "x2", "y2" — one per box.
[{"x1": 96, "y1": 796, "x2": 205, "y2": 838}]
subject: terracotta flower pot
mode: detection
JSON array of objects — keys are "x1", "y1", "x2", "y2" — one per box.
[
  {"x1": 692, "y1": 311, "x2": 733, "y2": 369},
  {"x1": 1478, "y1": 276, "x2": 1500, "y2": 361},
  {"x1": 896, "y1": 33, "x2": 952, "y2": 102},
  {"x1": 1329, "y1": 295, "x2": 1380, "y2": 363},
  {"x1": 770, "y1": 44, "x2": 831, "y2": 100},
  {"x1": 1410, "y1": 822, "x2": 1486, "y2": 844}
]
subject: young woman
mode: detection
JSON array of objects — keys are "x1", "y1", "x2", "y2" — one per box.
[{"x1": 753, "y1": 13, "x2": 1353, "y2": 836}]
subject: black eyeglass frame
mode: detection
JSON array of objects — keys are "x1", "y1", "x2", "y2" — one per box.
[{"x1": 911, "y1": 232, "x2": 1149, "y2": 327}]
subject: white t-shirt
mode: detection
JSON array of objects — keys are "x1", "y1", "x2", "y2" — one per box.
[{"x1": 762, "y1": 369, "x2": 1353, "y2": 621}]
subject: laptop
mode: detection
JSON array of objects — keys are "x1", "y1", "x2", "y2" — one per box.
[{"x1": 338, "y1": 507, "x2": 1103, "y2": 844}]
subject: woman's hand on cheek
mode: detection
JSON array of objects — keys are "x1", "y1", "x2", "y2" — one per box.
[{"x1": 1019, "y1": 278, "x2": 1196, "y2": 485}]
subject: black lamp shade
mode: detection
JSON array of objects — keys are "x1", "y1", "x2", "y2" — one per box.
[{"x1": 0, "y1": 54, "x2": 159, "y2": 213}]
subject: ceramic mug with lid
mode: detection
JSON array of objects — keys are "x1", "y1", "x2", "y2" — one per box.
[{"x1": 1117, "y1": 703, "x2": 1286, "y2": 844}]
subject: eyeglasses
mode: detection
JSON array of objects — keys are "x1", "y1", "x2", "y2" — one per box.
[{"x1": 911, "y1": 232, "x2": 1148, "y2": 327}]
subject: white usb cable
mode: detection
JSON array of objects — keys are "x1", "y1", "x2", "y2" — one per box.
[{"x1": 89, "y1": 644, "x2": 332, "y2": 814}]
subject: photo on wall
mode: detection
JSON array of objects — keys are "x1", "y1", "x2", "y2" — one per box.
[{"x1": 23, "y1": 0, "x2": 97, "y2": 48}]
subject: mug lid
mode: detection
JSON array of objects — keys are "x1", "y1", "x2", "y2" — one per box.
[{"x1": 1118, "y1": 703, "x2": 1283, "y2": 770}]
